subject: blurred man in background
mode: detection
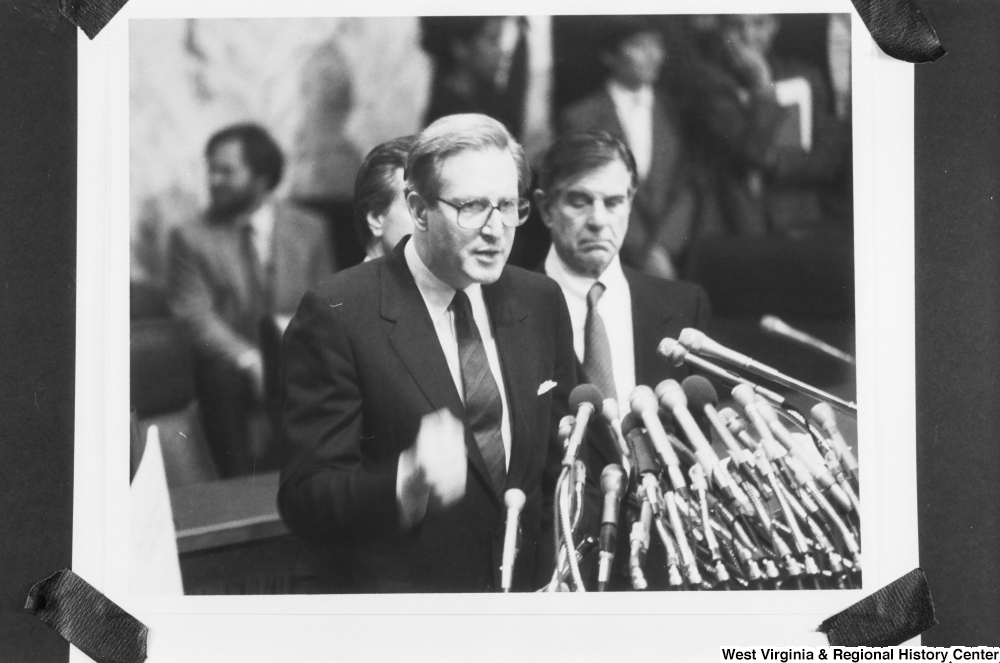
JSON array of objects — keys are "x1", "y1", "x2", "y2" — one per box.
[
  {"x1": 168, "y1": 122, "x2": 334, "y2": 477},
  {"x1": 559, "y1": 18, "x2": 698, "y2": 280},
  {"x1": 353, "y1": 135, "x2": 417, "y2": 261},
  {"x1": 420, "y1": 16, "x2": 528, "y2": 138}
]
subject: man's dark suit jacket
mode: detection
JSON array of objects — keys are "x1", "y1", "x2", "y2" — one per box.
[
  {"x1": 560, "y1": 90, "x2": 699, "y2": 271},
  {"x1": 279, "y1": 238, "x2": 578, "y2": 592}
]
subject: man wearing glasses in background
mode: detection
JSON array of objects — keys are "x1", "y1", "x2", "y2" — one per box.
[{"x1": 279, "y1": 113, "x2": 578, "y2": 593}]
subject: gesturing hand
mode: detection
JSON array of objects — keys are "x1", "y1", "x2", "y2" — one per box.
[
  {"x1": 397, "y1": 409, "x2": 468, "y2": 528},
  {"x1": 414, "y1": 408, "x2": 468, "y2": 510}
]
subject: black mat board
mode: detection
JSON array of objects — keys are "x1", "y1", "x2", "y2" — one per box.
[{"x1": 1, "y1": 2, "x2": 999, "y2": 660}]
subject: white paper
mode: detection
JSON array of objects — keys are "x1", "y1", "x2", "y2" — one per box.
[{"x1": 129, "y1": 425, "x2": 185, "y2": 596}]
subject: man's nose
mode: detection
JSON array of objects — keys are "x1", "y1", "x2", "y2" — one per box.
[
  {"x1": 479, "y1": 208, "x2": 505, "y2": 237},
  {"x1": 587, "y1": 201, "x2": 614, "y2": 228}
]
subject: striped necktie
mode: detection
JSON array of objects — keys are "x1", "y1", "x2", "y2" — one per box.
[
  {"x1": 451, "y1": 290, "x2": 506, "y2": 494},
  {"x1": 583, "y1": 281, "x2": 616, "y2": 401}
]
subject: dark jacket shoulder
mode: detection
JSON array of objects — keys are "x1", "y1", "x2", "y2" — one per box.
[{"x1": 623, "y1": 264, "x2": 712, "y2": 328}]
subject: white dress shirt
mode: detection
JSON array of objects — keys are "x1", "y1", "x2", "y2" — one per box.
[
  {"x1": 607, "y1": 80, "x2": 655, "y2": 180},
  {"x1": 397, "y1": 239, "x2": 513, "y2": 526},
  {"x1": 248, "y1": 198, "x2": 276, "y2": 266},
  {"x1": 544, "y1": 247, "x2": 635, "y2": 413}
]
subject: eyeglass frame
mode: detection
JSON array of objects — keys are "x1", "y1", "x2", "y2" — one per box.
[{"x1": 433, "y1": 195, "x2": 531, "y2": 230}]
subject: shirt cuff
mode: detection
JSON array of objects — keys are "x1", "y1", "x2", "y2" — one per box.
[{"x1": 396, "y1": 449, "x2": 429, "y2": 530}]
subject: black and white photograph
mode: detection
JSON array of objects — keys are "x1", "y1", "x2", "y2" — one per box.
[
  {"x1": 40, "y1": 0, "x2": 929, "y2": 659},
  {"x1": 127, "y1": 10, "x2": 861, "y2": 595},
  {"x1": 5, "y1": 0, "x2": 999, "y2": 661}
]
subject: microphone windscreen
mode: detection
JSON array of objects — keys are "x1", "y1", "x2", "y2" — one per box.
[
  {"x1": 654, "y1": 379, "x2": 687, "y2": 410},
  {"x1": 570, "y1": 383, "x2": 604, "y2": 414},
  {"x1": 731, "y1": 383, "x2": 757, "y2": 409},
  {"x1": 678, "y1": 328, "x2": 706, "y2": 352},
  {"x1": 656, "y1": 338, "x2": 685, "y2": 366},
  {"x1": 504, "y1": 488, "x2": 526, "y2": 510},
  {"x1": 602, "y1": 398, "x2": 620, "y2": 423},
  {"x1": 760, "y1": 315, "x2": 787, "y2": 334},
  {"x1": 628, "y1": 384, "x2": 658, "y2": 415},
  {"x1": 682, "y1": 375, "x2": 718, "y2": 410},
  {"x1": 620, "y1": 411, "x2": 642, "y2": 437},
  {"x1": 600, "y1": 464, "x2": 626, "y2": 498},
  {"x1": 810, "y1": 402, "x2": 837, "y2": 429}
]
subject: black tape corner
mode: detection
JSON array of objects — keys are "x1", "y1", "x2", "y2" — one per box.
[
  {"x1": 850, "y1": 0, "x2": 946, "y2": 63},
  {"x1": 25, "y1": 569, "x2": 148, "y2": 663},
  {"x1": 58, "y1": 0, "x2": 129, "y2": 39},
  {"x1": 818, "y1": 568, "x2": 938, "y2": 647}
]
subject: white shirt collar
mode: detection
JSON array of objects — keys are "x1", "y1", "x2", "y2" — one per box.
[
  {"x1": 246, "y1": 198, "x2": 276, "y2": 263},
  {"x1": 544, "y1": 245, "x2": 628, "y2": 301},
  {"x1": 249, "y1": 197, "x2": 275, "y2": 233},
  {"x1": 607, "y1": 80, "x2": 654, "y2": 109},
  {"x1": 404, "y1": 237, "x2": 484, "y2": 320}
]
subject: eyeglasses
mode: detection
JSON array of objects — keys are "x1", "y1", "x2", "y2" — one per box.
[{"x1": 435, "y1": 196, "x2": 531, "y2": 230}]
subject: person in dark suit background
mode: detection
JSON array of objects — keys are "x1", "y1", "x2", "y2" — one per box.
[
  {"x1": 559, "y1": 18, "x2": 699, "y2": 281},
  {"x1": 353, "y1": 135, "x2": 417, "y2": 261},
  {"x1": 420, "y1": 17, "x2": 529, "y2": 138},
  {"x1": 167, "y1": 123, "x2": 334, "y2": 477},
  {"x1": 684, "y1": 14, "x2": 851, "y2": 238},
  {"x1": 279, "y1": 113, "x2": 578, "y2": 593},
  {"x1": 534, "y1": 130, "x2": 711, "y2": 588}
]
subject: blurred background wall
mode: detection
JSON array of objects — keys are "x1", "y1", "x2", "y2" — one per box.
[{"x1": 130, "y1": 17, "x2": 558, "y2": 281}]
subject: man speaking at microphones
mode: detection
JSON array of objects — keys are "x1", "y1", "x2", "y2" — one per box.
[
  {"x1": 278, "y1": 114, "x2": 578, "y2": 593},
  {"x1": 534, "y1": 131, "x2": 712, "y2": 589}
]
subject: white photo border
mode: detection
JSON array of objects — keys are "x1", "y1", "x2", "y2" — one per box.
[{"x1": 74, "y1": 0, "x2": 918, "y2": 659}]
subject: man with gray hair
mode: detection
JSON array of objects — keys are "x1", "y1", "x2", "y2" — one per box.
[{"x1": 279, "y1": 113, "x2": 578, "y2": 592}]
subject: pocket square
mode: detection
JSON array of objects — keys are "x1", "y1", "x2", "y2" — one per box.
[{"x1": 537, "y1": 380, "x2": 557, "y2": 396}]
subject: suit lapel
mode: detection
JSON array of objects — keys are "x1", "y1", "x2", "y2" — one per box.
[
  {"x1": 483, "y1": 274, "x2": 534, "y2": 496},
  {"x1": 597, "y1": 91, "x2": 626, "y2": 140},
  {"x1": 626, "y1": 267, "x2": 674, "y2": 387},
  {"x1": 380, "y1": 241, "x2": 498, "y2": 503}
]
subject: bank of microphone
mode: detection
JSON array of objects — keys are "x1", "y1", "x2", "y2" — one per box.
[
  {"x1": 658, "y1": 337, "x2": 786, "y2": 407},
  {"x1": 655, "y1": 379, "x2": 753, "y2": 517},
  {"x1": 501, "y1": 488, "x2": 526, "y2": 592},
  {"x1": 677, "y1": 328, "x2": 857, "y2": 415}
]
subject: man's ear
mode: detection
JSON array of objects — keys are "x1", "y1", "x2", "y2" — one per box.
[
  {"x1": 406, "y1": 190, "x2": 430, "y2": 232},
  {"x1": 366, "y1": 211, "x2": 384, "y2": 239},
  {"x1": 533, "y1": 189, "x2": 553, "y2": 229}
]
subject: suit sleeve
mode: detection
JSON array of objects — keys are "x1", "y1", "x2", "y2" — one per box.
[
  {"x1": 166, "y1": 225, "x2": 255, "y2": 366},
  {"x1": 278, "y1": 288, "x2": 399, "y2": 545},
  {"x1": 534, "y1": 283, "x2": 579, "y2": 586}
]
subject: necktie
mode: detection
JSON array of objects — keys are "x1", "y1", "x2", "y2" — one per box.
[
  {"x1": 583, "y1": 282, "x2": 617, "y2": 401},
  {"x1": 241, "y1": 223, "x2": 273, "y2": 316},
  {"x1": 451, "y1": 290, "x2": 506, "y2": 494}
]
